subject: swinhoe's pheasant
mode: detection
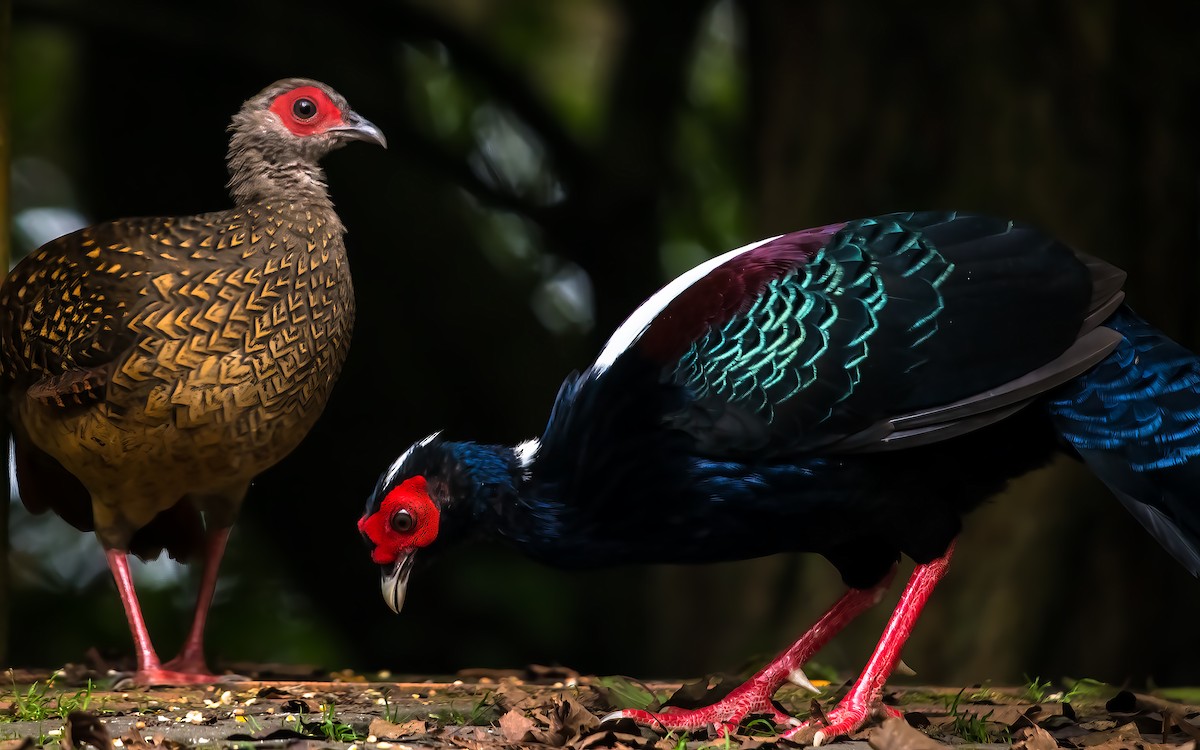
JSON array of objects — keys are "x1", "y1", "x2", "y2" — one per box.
[
  {"x1": 360, "y1": 213, "x2": 1200, "y2": 744},
  {"x1": 1, "y1": 78, "x2": 385, "y2": 684}
]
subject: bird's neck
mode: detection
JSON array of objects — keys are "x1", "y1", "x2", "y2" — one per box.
[
  {"x1": 437, "y1": 441, "x2": 559, "y2": 542},
  {"x1": 225, "y1": 137, "x2": 335, "y2": 210}
]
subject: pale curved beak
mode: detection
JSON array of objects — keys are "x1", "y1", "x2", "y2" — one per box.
[
  {"x1": 333, "y1": 111, "x2": 387, "y2": 149},
  {"x1": 380, "y1": 552, "x2": 415, "y2": 614}
]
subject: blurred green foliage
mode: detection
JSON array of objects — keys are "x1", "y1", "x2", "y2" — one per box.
[{"x1": 3, "y1": 0, "x2": 1199, "y2": 687}]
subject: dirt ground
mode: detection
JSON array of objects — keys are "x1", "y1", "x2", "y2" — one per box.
[{"x1": 2, "y1": 666, "x2": 1198, "y2": 750}]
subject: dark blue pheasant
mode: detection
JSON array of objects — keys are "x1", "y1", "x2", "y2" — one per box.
[{"x1": 359, "y1": 212, "x2": 1200, "y2": 743}]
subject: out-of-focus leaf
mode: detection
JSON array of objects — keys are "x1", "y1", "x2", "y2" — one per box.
[
  {"x1": 62, "y1": 710, "x2": 109, "y2": 750},
  {"x1": 661, "y1": 675, "x2": 733, "y2": 711},
  {"x1": 368, "y1": 717, "x2": 427, "y2": 739},
  {"x1": 1012, "y1": 725, "x2": 1060, "y2": 750},
  {"x1": 868, "y1": 716, "x2": 950, "y2": 750},
  {"x1": 592, "y1": 676, "x2": 659, "y2": 712}
]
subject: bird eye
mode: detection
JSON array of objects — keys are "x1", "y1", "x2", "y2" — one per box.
[
  {"x1": 390, "y1": 509, "x2": 415, "y2": 533},
  {"x1": 292, "y1": 97, "x2": 318, "y2": 120}
]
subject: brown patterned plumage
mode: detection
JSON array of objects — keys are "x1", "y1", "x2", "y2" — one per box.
[{"x1": 0, "y1": 78, "x2": 385, "y2": 684}]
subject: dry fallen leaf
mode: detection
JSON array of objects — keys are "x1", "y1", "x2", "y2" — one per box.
[
  {"x1": 499, "y1": 709, "x2": 538, "y2": 742},
  {"x1": 1073, "y1": 721, "x2": 1144, "y2": 748},
  {"x1": 368, "y1": 717, "x2": 427, "y2": 739},
  {"x1": 867, "y1": 717, "x2": 949, "y2": 750},
  {"x1": 0, "y1": 739, "x2": 35, "y2": 750},
  {"x1": 62, "y1": 710, "x2": 110, "y2": 750},
  {"x1": 494, "y1": 682, "x2": 539, "y2": 712},
  {"x1": 1012, "y1": 725, "x2": 1060, "y2": 750},
  {"x1": 576, "y1": 725, "x2": 658, "y2": 750},
  {"x1": 528, "y1": 664, "x2": 582, "y2": 682},
  {"x1": 1175, "y1": 717, "x2": 1200, "y2": 742},
  {"x1": 279, "y1": 698, "x2": 321, "y2": 714}
]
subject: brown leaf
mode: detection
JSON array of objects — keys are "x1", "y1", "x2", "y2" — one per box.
[
  {"x1": 457, "y1": 667, "x2": 524, "y2": 681},
  {"x1": 120, "y1": 732, "x2": 187, "y2": 750},
  {"x1": 498, "y1": 709, "x2": 538, "y2": 742},
  {"x1": 576, "y1": 726, "x2": 658, "y2": 750},
  {"x1": 368, "y1": 717, "x2": 427, "y2": 739},
  {"x1": 1074, "y1": 721, "x2": 1143, "y2": 747},
  {"x1": 1175, "y1": 717, "x2": 1200, "y2": 743},
  {"x1": 867, "y1": 717, "x2": 950, "y2": 750},
  {"x1": 279, "y1": 698, "x2": 321, "y2": 714},
  {"x1": 63, "y1": 710, "x2": 110, "y2": 750},
  {"x1": 662, "y1": 675, "x2": 732, "y2": 711},
  {"x1": 528, "y1": 664, "x2": 582, "y2": 682},
  {"x1": 255, "y1": 686, "x2": 293, "y2": 699},
  {"x1": 551, "y1": 695, "x2": 600, "y2": 736},
  {"x1": 729, "y1": 735, "x2": 782, "y2": 750},
  {"x1": 1013, "y1": 725, "x2": 1060, "y2": 750},
  {"x1": 494, "y1": 682, "x2": 539, "y2": 712},
  {"x1": 0, "y1": 739, "x2": 35, "y2": 750}
]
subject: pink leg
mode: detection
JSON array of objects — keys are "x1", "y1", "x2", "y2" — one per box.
[
  {"x1": 105, "y1": 550, "x2": 164, "y2": 677},
  {"x1": 608, "y1": 566, "x2": 897, "y2": 736},
  {"x1": 786, "y1": 541, "x2": 956, "y2": 746},
  {"x1": 162, "y1": 527, "x2": 231, "y2": 676},
  {"x1": 104, "y1": 544, "x2": 224, "y2": 686}
]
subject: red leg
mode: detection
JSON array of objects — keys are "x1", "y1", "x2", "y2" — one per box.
[
  {"x1": 786, "y1": 541, "x2": 956, "y2": 746},
  {"x1": 104, "y1": 548, "x2": 222, "y2": 685},
  {"x1": 606, "y1": 566, "x2": 897, "y2": 736},
  {"x1": 162, "y1": 527, "x2": 230, "y2": 675},
  {"x1": 105, "y1": 550, "x2": 164, "y2": 676}
]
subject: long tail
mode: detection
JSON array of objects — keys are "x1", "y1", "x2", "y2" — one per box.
[{"x1": 1048, "y1": 307, "x2": 1200, "y2": 575}]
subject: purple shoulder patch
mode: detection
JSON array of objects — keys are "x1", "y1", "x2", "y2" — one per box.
[{"x1": 637, "y1": 222, "x2": 844, "y2": 364}]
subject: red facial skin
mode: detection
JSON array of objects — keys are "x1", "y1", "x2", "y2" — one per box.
[
  {"x1": 269, "y1": 85, "x2": 346, "y2": 137},
  {"x1": 358, "y1": 476, "x2": 441, "y2": 565}
]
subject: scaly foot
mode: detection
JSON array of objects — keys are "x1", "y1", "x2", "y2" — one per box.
[
  {"x1": 784, "y1": 695, "x2": 902, "y2": 746},
  {"x1": 602, "y1": 668, "x2": 820, "y2": 737},
  {"x1": 121, "y1": 668, "x2": 224, "y2": 687},
  {"x1": 161, "y1": 650, "x2": 211, "y2": 676}
]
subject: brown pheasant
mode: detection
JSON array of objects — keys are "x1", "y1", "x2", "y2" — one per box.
[{"x1": 0, "y1": 78, "x2": 385, "y2": 684}]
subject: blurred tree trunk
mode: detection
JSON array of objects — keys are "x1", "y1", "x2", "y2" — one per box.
[{"x1": 1, "y1": 0, "x2": 11, "y2": 666}]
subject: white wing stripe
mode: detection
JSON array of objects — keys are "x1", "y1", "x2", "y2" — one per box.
[{"x1": 593, "y1": 235, "x2": 782, "y2": 371}]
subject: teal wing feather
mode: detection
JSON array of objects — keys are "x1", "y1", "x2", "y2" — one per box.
[{"x1": 666, "y1": 212, "x2": 1095, "y2": 458}]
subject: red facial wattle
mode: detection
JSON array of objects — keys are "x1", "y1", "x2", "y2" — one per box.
[
  {"x1": 358, "y1": 476, "x2": 441, "y2": 565},
  {"x1": 269, "y1": 85, "x2": 345, "y2": 137}
]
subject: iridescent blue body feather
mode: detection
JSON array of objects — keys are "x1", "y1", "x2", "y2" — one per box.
[{"x1": 366, "y1": 211, "x2": 1200, "y2": 589}]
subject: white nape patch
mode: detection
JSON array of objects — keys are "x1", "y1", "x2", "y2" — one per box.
[
  {"x1": 383, "y1": 430, "x2": 442, "y2": 487},
  {"x1": 593, "y1": 235, "x2": 782, "y2": 371},
  {"x1": 514, "y1": 438, "x2": 540, "y2": 470}
]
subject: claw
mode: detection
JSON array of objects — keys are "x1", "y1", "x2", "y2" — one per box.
[
  {"x1": 788, "y1": 667, "x2": 822, "y2": 694},
  {"x1": 813, "y1": 730, "x2": 828, "y2": 747},
  {"x1": 600, "y1": 710, "x2": 628, "y2": 724}
]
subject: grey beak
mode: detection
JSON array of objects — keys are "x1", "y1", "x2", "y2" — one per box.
[
  {"x1": 333, "y1": 111, "x2": 387, "y2": 149},
  {"x1": 380, "y1": 553, "x2": 415, "y2": 614}
]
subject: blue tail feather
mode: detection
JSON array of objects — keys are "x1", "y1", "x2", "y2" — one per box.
[{"x1": 1049, "y1": 307, "x2": 1200, "y2": 575}]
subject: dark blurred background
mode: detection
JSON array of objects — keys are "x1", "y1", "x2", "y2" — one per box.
[{"x1": 4, "y1": 0, "x2": 1199, "y2": 688}]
